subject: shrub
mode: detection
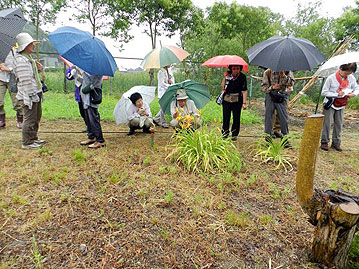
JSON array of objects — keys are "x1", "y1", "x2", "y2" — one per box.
[
  {"x1": 167, "y1": 127, "x2": 242, "y2": 173},
  {"x1": 254, "y1": 135, "x2": 296, "y2": 171}
]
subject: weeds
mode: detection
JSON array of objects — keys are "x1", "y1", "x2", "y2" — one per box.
[
  {"x1": 163, "y1": 190, "x2": 174, "y2": 204},
  {"x1": 254, "y1": 135, "x2": 296, "y2": 171},
  {"x1": 31, "y1": 235, "x2": 44, "y2": 269},
  {"x1": 224, "y1": 210, "x2": 250, "y2": 227},
  {"x1": 167, "y1": 128, "x2": 242, "y2": 173}
]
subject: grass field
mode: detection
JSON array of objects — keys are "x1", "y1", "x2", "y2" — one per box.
[{"x1": 1, "y1": 89, "x2": 359, "y2": 268}]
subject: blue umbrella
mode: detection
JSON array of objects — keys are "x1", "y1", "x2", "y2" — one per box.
[{"x1": 48, "y1": 26, "x2": 117, "y2": 76}]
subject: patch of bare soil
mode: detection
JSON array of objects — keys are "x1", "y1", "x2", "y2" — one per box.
[{"x1": 1, "y1": 112, "x2": 359, "y2": 268}]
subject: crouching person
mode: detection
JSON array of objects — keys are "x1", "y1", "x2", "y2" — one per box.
[
  {"x1": 170, "y1": 89, "x2": 201, "y2": 130},
  {"x1": 127, "y1": 92, "x2": 153, "y2": 135}
]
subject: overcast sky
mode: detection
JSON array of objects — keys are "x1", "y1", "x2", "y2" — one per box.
[{"x1": 44, "y1": 0, "x2": 357, "y2": 69}]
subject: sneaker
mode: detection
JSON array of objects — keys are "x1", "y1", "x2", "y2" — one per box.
[
  {"x1": 22, "y1": 143, "x2": 42, "y2": 150},
  {"x1": 88, "y1": 142, "x2": 106, "y2": 149},
  {"x1": 231, "y1": 136, "x2": 238, "y2": 141},
  {"x1": 320, "y1": 143, "x2": 329, "y2": 151},
  {"x1": 331, "y1": 144, "x2": 342, "y2": 152},
  {"x1": 80, "y1": 138, "x2": 96, "y2": 145},
  {"x1": 273, "y1": 131, "x2": 283, "y2": 139},
  {"x1": 34, "y1": 139, "x2": 47, "y2": 144}
]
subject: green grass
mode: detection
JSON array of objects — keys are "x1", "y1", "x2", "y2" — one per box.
[{"x1": 3, "y1": 91, "x2": 261, "y2": 124}]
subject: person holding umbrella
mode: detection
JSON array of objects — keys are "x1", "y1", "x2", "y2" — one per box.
[
  {"x1": 170, "y1": 89, "x2": 201, "y2": 130},
  {"x1": 0, "y1": 45, "x2": 23, "y2": 128},
  {"x1": 261, "y1": 69, "x2": 293, "y2": 147},
  {"x1": 79, "y1": 74, "x2": 106, "y2": 149},
  {"x1": 14, "y1": 33, "x2": 45, "y2": 150},
  {"x1": 153, "y1": 65, "x2": 174, "y2": 128},
  {"x1": 320, "y1": 63, "x2": 359, "y2": 152},
  {"x1": 221, "y1": 65, "x2": 248, "y2": 141},
  {"x1": 127, "y1": 92, "x2": 153, "y2": 135}
]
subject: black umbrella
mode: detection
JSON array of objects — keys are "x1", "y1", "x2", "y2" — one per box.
[
  {"x1": 0, "y1": 8, "x2": 26, "y2": 62},
  {"x1": 246, "y1": 36, "x2": 326, "y2": 72}
]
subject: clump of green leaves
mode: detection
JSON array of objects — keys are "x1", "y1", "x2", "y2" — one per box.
[
  {"x1": 167, "y1": 128, "x2": 242, "y2": 173},
  {"x1": 31, "y1": 235, "x2": 44, "y2": 269},
  {"x1": 224, "y1": 210, "x2": 250, "y2": 227},
  {"x1": 254, "y1": 135, "x2": 296, "y2": 171},
  {"x1": 163, "y1": 190, "x2": 174, "y2": 204}
]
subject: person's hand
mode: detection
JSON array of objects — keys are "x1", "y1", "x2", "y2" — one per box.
[
  {"x1": 286, "y1": 87, "x2": 292, "y2": 94},
  {"x1": 174, "y1": 112, "x2": 179, "y2": 119},
  {"x1": 338, "y1": 91, "x2": 345, "y2": 96},
  {"x1": 223, "y1": 71, "x2": 229, "y2": 77},
  {"x1": 168, "y1": 79, "x2": 173, "y2": 84},
  {"x1": 0, "y1": 63, "x2": 10, "y2": 72},
  {"x1": 347, "y1": 93, "x2": 355, "y2": 98},
  {"x1": 36, "y1": 61, "x2": 43, "y2": 72},
  {"x1": 242, "y1": 103, "x2": 247, "y2": 110},
  {"x1": 272, "y1": 83, "x2": 281, "y2": 90}
]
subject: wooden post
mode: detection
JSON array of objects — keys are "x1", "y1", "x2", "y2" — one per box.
[{"x1": 296, "y1": 114, "x2": 359, "y2": 268}]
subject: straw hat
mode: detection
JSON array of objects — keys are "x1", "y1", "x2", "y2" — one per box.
[
  {"x1": 16, "y1": 33, "x2": 40, "y2": 52},
  {"x1": 176, "y1": 89, "x2": 188, "y2": 100}
]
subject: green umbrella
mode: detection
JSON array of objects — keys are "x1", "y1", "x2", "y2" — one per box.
[{"x1": 159, "y1": 80, "x2": 211, "y2": 115}]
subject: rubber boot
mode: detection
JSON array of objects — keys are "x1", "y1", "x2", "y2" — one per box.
[
  {"x1": 0, "y1": 113, "x2": 5, "y2": 128},
  {"x1": 16, "y1": 114, "x2": 23, "y2": 129}
]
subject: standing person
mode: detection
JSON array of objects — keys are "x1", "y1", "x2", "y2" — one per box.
[
  {"x1": 271, "y1": 71, "x2": 294, "y2": 139},
  {"x1": 262, "y1": 69, "x2": 293, "y2": 147},
  {"x1": 0, "y1": 47, "x2": 23, "y2": 128},
  {"x1": 127, "y1": 92, "x2": 153, "y2": 135},
  {"x1": 65, "y1": 65, "x2": 87, "y2": 132},
  {"x1": 153, "y1": 65, "x2": 174, "y2": 128},
  {"x1": 14, "y1": 33, "x2": 45, "y2": 149},
  {"x1": 221, "y1": 65, "x2": 248, "y2": 141},
  {"x1": 79, "y1": 73, "x2": 106, "y2": 149},
  {"x1": 320, "y1": 63, "x2": 359, "y2": 152}
]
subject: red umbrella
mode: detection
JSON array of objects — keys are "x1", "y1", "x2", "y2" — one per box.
[{"x1": 201, "y1": 55, "x2": 249, "y2": 72}]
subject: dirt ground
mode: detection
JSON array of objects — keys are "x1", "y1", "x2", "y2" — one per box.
[{"x1": 1, "y1": 105, "x2": 359, "y2": 268}]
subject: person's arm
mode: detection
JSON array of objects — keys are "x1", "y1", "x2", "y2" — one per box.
[
  {"x1": 127, "y1": 104, "x2": 140, "y2": 121},
  {"x1": 261, "y1": 71, "x2": 272, "y2": 93},
  {"x1": 221, "y1": 77, "x2": 226, "y2": 91},
  {"x1": 144, "y1": 102, "x2": 152, "y2": 117},
  {"x1": 321, "y1": 76, "x2": 343, "y2": 98},
  {"x1": 158, "y1": 70, "x2": 170, "y2": 88},
  {"x1": 170, "y1": 101, "x2": 178, "y2": 118}
]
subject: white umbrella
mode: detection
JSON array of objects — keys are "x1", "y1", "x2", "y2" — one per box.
[
  {"x1": 316, "y1": 51, "x2": 359, "y2": 77},
  {"x1": 113, "y1": 85, "x2": 156, "y2": 125}
]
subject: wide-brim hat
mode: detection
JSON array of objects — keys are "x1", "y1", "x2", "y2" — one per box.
[
  {"x1": 176, "y1": 88, "x2": 188, "y2": 100},
  {"x1": 16, "y1": 33, "x2": 40, "y2": 52}
]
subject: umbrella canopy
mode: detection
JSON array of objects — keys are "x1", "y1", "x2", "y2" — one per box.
[
  {"x1": 201, "y1": 55, "x2": 249, "y2": 72},
  {"x1": 159, "y1": 80, "x2": 210, "y2": 115},
  {"x1": 141, "y1": 46, "x2": 189, "y2": 70},
  {"x1": 246, "y1": 36, "x2": 326, "y2": 72},
  {"x1": 316, "y1": 51, "x2": 359, "y2": 77},
  {"x1": 0, "y1": 8, "x2": 26, "y2": 62},
  {"x1": 113, "y1": 85, "x2": 156, "y2": 124},
  {"x1": 48, "y1": 26, "x2": 117, "y2": 76}
]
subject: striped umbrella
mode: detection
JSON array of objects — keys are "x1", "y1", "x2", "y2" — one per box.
[
  {"x1": 140, "y1": 46, "x2": 190, "y2": 70},
  {"x1": 0, "y1": 8, "x2": 26, "y2": 62}
]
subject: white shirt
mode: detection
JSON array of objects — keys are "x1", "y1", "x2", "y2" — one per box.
[
  {"x1": 157, "y1": 68, "x2": 175, "y2": 99},
  {"x1": 322, "y1": 73, "x2": 359, "y2": 110},
  {"x1": 170, "y1": 99, "x2": 199, "y2": 119},
  {"x1": 0, "y1": 49, "x2": 15, "y2": 83},
  {"x1": 127, "y1": 101, "x2": 152, "y2": 121}
]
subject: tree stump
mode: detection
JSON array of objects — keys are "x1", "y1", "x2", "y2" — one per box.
[{"x1": 296, "y1": 114, "x2": 359, "y2": 268}]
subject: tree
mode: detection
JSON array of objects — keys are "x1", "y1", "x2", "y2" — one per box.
[
  {"x1": 74, "y1": 0, "x2": 131, "y2": 43},
  {"x1": 24, "y1": 0, "x2": 66, "y2": 60},
  {"x1": 333, "y1": 0, "x2": 359, "y2": 50},
  {"x1": 283, "y1": 1, "x2": 336, "y2": 57},
  {"x1": 0, "y1": 0, "x2": 22, "y2": 9}
]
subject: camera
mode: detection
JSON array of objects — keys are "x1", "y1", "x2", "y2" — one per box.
[{"x1": 41, "y1": 80, "x2": 49, "y2": 93}]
